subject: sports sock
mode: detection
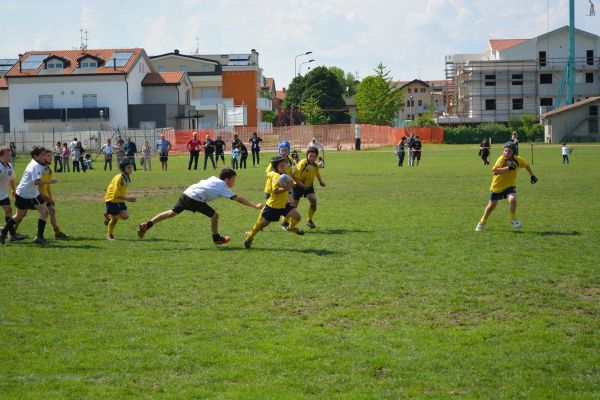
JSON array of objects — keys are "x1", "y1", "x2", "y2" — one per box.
[
  {"x1": 289, "y1": 217, "x2": 300, "y2": 230},
  {"x1": 4, "y1": 217, "x2": 16, "y2": 234},
  {"x1": 108, "y1": 218, "x2": 117, "y2": 236},
  {"x1": 247, "y1": 220, "x2": 263, "y2": 240},
  {"x1": 308, "y1": 205, "x2": 316, "y2": 221},
  {"x1": 146, "y1": 221, "x2": 154, "y2": 229},
  {"x1": 510, "y1": 212, "x2": 516, "y2": 220},
  {"x1": 479, "y1": 217, "x2": 488, "y2": 224},
  {"x1": 37, "y1": 219, "x2": 47, "y2": 238}
]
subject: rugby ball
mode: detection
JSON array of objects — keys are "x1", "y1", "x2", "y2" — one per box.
[{"x1": 278, "y1": 174, "x2": 293, "y2": 188}]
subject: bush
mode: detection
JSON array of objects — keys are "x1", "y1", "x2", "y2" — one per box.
[{"x1": 443, "y1": 122, "x2": 543, "y2": 144}]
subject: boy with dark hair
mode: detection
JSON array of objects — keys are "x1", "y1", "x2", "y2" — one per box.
[
  {"x1": 214, "y1": 135, "x2": 227, "y2": 166},
  {"x1": 1, "y1": 146, "x2": 56, "y2": 245},
  {"x1": 291, "y1": 146, "x2": 326, "y2": 229},
  {"x1": 0, "y1": 146, "x2": 26, "y2": 241},
  {"x1": 137, "y1": 168, "x2": 262, "y2": 245},
  {"x1": 39, "y1": 150, "x2": 69, "y2": 239},
  {"x1": 104, "y1": 159, "x2": 136, "y2": 240},
  {"x1": 475, "y1": 142, "x2": 538, "y2": 232},
  {"x1": 244, "y1": 156, "x2": 304, "y2": 249}
]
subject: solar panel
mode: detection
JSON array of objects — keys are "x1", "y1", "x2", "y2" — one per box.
[
  {"x1": 229, "y1": 54, "x2": 250, "y2": 61},
  {"x1": 228, "y1": 60, "x2": 250, "y2": 66},
  {"x1": 21, "y1": 54, "x2": 49, "y2": 70},
  {"x1": 107, "y1": 52, "x2": 133, "y2": 67}
]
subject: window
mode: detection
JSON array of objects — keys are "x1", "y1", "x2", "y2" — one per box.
[
  {"x1": 540, "y1": 73, "x2": 553, "y2": 84},
  {"x1": 202, "y1": 64, "x2": 213, "y2": 72},
  {"x1": 420, "y1": 88, "x2": 426, "y2": 93},
  {"x1": 81, "y1": 61, "x2": 97, "y2": 68},
  {"x1": 82, "y1": 94, "x2": 97, "y2": 108},
  {"x1": 485, "y1": 74, "x2": 496, "y2": 86},
  {"x1": 512, "y1": 73, "x2": 523, "y2": 86},
  {"x1": 417, "y1": 100, "x2": 423, "y2": 106},
  {"x1": 589, "y1": 119, "x2": 598, "y2": 134},
  {"x1": 586, "y1": 73, "x2": 594, "y2": 83},
  {"x1": 590, "y1": 105, "x2": 598, "y2": 117},
  {"x1": 407, "y1": 88, "x2": 411, "y2": 93},
  {"x1": 540, "y1": 98, "x2": 553, "y2": 107},
  {"x1": 39, "y1": 95, "x2": 53, "y2": 109},
  {"x1": 512, "y1": 98, "x2": 524, "y2": 110},
  {"x1": 587, "y1": 50, "x2": 594, "y2": 66},
  {"x1": 485, "y1": 99, "x2": 496, "y2": 110},
  {"x1": 158, "y1": 66, "x2": 166, "y2": 72},
  {"x1": 47, "y1": 62, "x2": 63, "y2": 69},
  {"x1": 539, "y1": 51, "x2": 547, "y2": 67}
]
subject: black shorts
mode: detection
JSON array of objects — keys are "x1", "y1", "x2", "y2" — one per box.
[
  {"x1": 15, "y1": 194, "x2": 45, "y2": 210},
  {"x1": 490, "y1": 187, "x2": 516, "y2": 201},
  {"x1": 106, "y1": 201, "x2": 127, "y2": 215},
  {"x1": 172, "y1": 194, "x2": 215, "y2": 217},
  {"x1": 159, "y1": 152, "x2": 168, "y2": 162},
  {"x1": 261, "y1": 204, "x2": 294, "y2": 222},
  {"x1": 291, "y1": 186, "x2": 315, "y2": 201},
  {"x1": 414, "y1": 150, "x2": 422, "y2": 160},
  {"x1": 0, "y1": 197, "x2": 10, "y2": 206}
]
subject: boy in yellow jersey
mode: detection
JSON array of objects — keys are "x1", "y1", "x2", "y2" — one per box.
[
  {"x1": 39, "y1": 149, "x2": 69, "y2": 239},
  {"x1": 291, "y1": 146, "x2": 326, "y2": 229},
  {"x1": 475, "y1": 142, "x2": 537, "y2": 231},
  {"x1": 244, "y1": 155, "x2": 304, "y2": 249},
  {"x1": 104, "y1": 159, "x2": 136, "y2": 240}
]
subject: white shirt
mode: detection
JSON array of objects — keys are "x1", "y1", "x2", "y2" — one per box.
[
  {"x1": 562, "y1": 146, "x2": 569, "y2": 155},
  {"x1": 16, "y1": 159, "x2": 45, "y2": 199},
  {"x1": 0, "y1": 161, "x2": 15, "y2": 200},
  {"x1": 69, "y1": 140, "x2": 78, "y2": 151},
  {"x1": 183, "y1": 176, "x2": 235, "y2": 202},
  {"x1": 102, "y1": 144, "x2": 113, "y2": 155}
]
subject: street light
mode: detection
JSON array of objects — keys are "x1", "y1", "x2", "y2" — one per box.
[
  {"x1": 99, "y1": 109, "x2": 104, "y2": 131},
  {"x1": 294, "y1": 51, "x2": 312, "y2": 78},
  {"x1": 298, "y1": 59, "x2": 315, "y2": 76},
  {"x1": 408, "y1": 96, "x2": 414, "y2": 120}
]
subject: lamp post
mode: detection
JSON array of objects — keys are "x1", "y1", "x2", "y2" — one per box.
[
  {"x1": 298, "y1": 59, "x2": 315, "y2": 76},
  {"x1": 99, "y1": 109, "x2": 104, "y2": 131},
  {"x1": 291, "y1": 51, "x2": 313, "y2": 126},
  {"x1": 408, "y1": 96, "x2": 414, "y2": 120}
]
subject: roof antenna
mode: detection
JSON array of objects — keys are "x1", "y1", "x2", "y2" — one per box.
[
  {"x1": 79, "y1": 29, "x2": 88, "y2": 50},
  {"x1": 587, "y1": 0, "x2": 595, "y2": 16},
  {"x1": 194, "y1": 37, "x2": 200, "y2": 55}
]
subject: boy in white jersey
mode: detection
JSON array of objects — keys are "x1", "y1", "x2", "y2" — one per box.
[
  {"x1": 1, "y1": 146, "x2": 56, "y2": 245},
  {"x1": 0, "y1": 147, "x2": 26, "y2": 241},
  {"x1": 137, "y1": 168, "x2": 262, "y2": 245}
]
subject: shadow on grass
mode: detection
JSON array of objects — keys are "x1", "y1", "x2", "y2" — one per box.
[
  {"x1": 308, "y1": 228, "x2": 372, "y2": 235},
  {"x1": 161, "y1": 246, "x2": 339, "y2": 256},
  {"x1": 7, "y1": 241, "x2": 102, "y2": 249},
  {"x1": 514, "y1": 230, "x2": 581, "y2": 236}
]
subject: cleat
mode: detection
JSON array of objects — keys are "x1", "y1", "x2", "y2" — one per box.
[
  {"x1": 137, "y1": 223, "x2": 148, "y2": 239},
  {"x1": 244, "y1": 232, "x2": 253, "y2": 249},
  {"x1": 103, "y1": 213, "x2": 110, "y2": 226},
  {"x1": 289, "y1": 227, "x2": 305, "y2": 236},
  {"x1": 213, "y1": 235, "x2": 231, "y2": 245},
  {"x1": 54, "y1": 232, "x2": 69, "y2": 240},
  {"x1": 510, "y1": 219, "x2": 522, "y2": 229},
  {"x1": 475, "y1": 223, "x2": 484, "y2": 232},
  {"x1": 306, "y1": 220, "x2": 316, "y2": 229},
  {"x1": 280, "y1": 221, "x2": 289, "y2": 231},
  {"x1": 33, "y1": 236, "x2": 47, "y2": 245},
  {"x1": 9, "y1": 232, "x2": 27, "y2": 241},
  {"x1": 106, "y1": 234, "x2": 115, "y2": 241},
  {"x1": 0, "y1": 229, "x2": 7, "y2": 244}
]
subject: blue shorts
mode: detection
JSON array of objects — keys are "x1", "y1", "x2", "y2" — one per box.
[
  {"x1": 292, "y1": 186, "x2": 315, "y2": 201},
  {"x1": 106, "y1": 201, "x2": 128, "y2": 215},
  {"x1": 490, "y1": 187, "x2": 516, "y2": 201},
  {"x1": 261, "y1": 204, "x2": 294, "y2": 222}
]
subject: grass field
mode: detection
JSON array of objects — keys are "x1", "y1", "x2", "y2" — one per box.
[{"x1": 1, "y1": 144, "x2": 599, "y2": 399}]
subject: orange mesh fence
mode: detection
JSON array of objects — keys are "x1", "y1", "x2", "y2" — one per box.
[{"x1": 170, "y1": 124, "x2": 444, "y2": 154}]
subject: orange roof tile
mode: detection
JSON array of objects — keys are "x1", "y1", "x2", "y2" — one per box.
[
  {"x1": 276, "y1": 90, "x2": 286, "y2": 99},
  {"x1": 142, "y1": 71, "x2": 185, "y2": 86},
  {"x1": 0, "y1": 76, "x2": 7, "y2": 90},
  {"x1": 489, "y1": 39, "x2": 528, "y2": 52},
  {"x1": 5, "y1": 48, "x2": 145, "y2": 78}
]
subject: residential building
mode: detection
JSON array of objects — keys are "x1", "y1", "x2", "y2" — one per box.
[
  {"x1": 541, "y1": 96, "x2": 600, "y2": 142},
  {"x1": 395, "y1": 79, "x2": 454, "y2": 121},
  {"x1": 442, "y1": 26, "x2": 600, "y2": 124},
  {"x1": 0, "y1": 59, "x2": 17, "y2": 132},
  {"x1": 149, "y1": 49, "x2": 273, "y2": 129}
]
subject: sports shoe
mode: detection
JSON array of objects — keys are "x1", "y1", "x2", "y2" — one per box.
[
  {"x1": 138, "y1": 222, "x2": 148, "y2": 239},
  {"x1": 306, "y1": 220, "x2": 316, "y2": 229},
  {"x1": 103, "y1": 213, "x2": 111, "y2": 226},
  {"x1": 289, "y1": 227, "x2": 305, "y2": 236},
  {"x1": 244, "y1": 232, "x2": 253, "y2": 249},
  {"x1": 33, "y1": 236, "x2": 47, "y2": 245},
  {"x1": 280, "y1": 221, "x2": 289, "y2": 231},
  {"x1": 475, "y1": 223, "x2": 485, "y2": 232},
  {"x1": 54, "y1": 232, "x2": 69, "y2": 240},
  {"x1": 106, "y1": 234, "x2": 115, "y2": 241},
  {"x1": 510, "y1": 219, "x2": 522, "y2": 229},
  {"x1": 9, "y1": 232, "x2": 27, "y2": 241},
  {"x1": 213, "y1": 235, "x2": 231, "y2": 245},
  {"x1": 0, "y1": 229, "x2": 7, "y2": 244}
]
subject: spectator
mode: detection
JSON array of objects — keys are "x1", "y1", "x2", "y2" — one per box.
[
  {"x1": 141, "y1": 140, "x2": 152, "y2": 171},
  {"x1": 214, "y1": 135, "x2": 226, "y2": 166},
  {"x1": 187, "y1": 131, "x2": 202, "y2": 170},
  {"x1": 124, "y1": 137, "x2": 138, "y2": 171},
  {"x1": 203, "y1": 134, "x2": 216, "y2": 170},
  {"x1": 155, "y1": 133, "x2": 172, "y2": 171},
  {"x1": 249, "y1": 132, "x2": 263, "y2": 167}
]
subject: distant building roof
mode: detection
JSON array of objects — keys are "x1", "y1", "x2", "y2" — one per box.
[
  {"x1": 0, "y1": 76, "x2": 7, "y2": 90},
  {"x1": 142, "y1": 71, "x2": 186, "y2": 86},
  {"x1": 276, "y1": 90, "x2": 286, "y2": 100},
  {"x1": 488, "y1": 39, "x2": 528, "y2": 52},
  {"x1": 541, "y1": 96, "x2": 600, "y2": 118}
]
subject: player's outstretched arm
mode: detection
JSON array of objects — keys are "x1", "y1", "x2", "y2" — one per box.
[{"x1": 233, "y1": 196, "x2": 262, "y2": 209}]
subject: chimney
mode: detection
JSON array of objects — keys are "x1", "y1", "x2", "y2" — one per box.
[
  {"x1": 113, "y1": 58, "x2": 116, "y2": 70},
  {"x1": 174, "y1": 49, "x2": 179, "y2": 55}
]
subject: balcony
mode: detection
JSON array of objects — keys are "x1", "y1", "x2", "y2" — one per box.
[
  {"x1": 257, "y1": 97, "x2": 272, "y2": 111},
  {"x1": 67, "y1": 107, "x2": 110, "y2": 120},
  {"x1": 191, "y1": 97, "x2": 234, "y2": 111},
  {"x1": 24, "y1": 108, "x2": 66, "y2": 122}
]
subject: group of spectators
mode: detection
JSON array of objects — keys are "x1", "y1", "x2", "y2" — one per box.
[
  {"x1": 186, "y1": 132, "x2": 263, "y2": 171},
  {"x1": 395, "y1": 134, "x2": 423, "y2": 167}
]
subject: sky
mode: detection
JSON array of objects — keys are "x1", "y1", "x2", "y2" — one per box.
[{"x1": 1, "y1": 0, "x2": 599, "y2": 89}]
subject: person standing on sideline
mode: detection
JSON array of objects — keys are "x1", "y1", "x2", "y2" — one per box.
[
  {"x1": 203, "y1": 134, "x2": 216, "y2": 170},
  {"x1": 101, "y1": 138, "x2": 114, "y2": 171},
  {"x1": 249, "y1": 132, "x2": 263, "y2": 167},
  {"x1": 9, "y1": 142, "x2": 17, "y2": 166},
  {"x1": 232, "y1": 134, "x2": 242, "y2": 152},
  {"x1": 412, "y1": 135, "x2": 423, "y2": 166},
  {"x1": 479, "y1": 138, "x2": 491, "y2": 165},
  {"x1": 239, "y1": 142, "x2": 248, "y2": 169},
  {"x1": 214, "y1": 135, "x2": 226, "y2": 166},
  {"x1": 53, "y1": 142, "x2": 63, "y2": 172},
  {"x1": 124, "y1": 137, "x2": 138, "y2": 171},
  {"x1": 61, "y1": 143, "x2": 70, "y2": 173},
  {"x1": 187, "y1": 131, "x2": 202, "y2": 170},
  {"x1": 407, "y1": 133, "x2": 416, "y2": 166},
  {"x1": 71, "y1": 142, "x2": 81, "y2": 173},
  {"x1": 1, "y1": 146, "x2": 56, "y2": 245},
  {"x1": 141, "y1": 140, "x2": 152, "y2": 171},
  {"x1": 156, "y1": 133, "x2": 172, "y2": 171},
  {"x1": 475, "y1": 142, "x2": 538, "y2": 232},
  {"x1": 510, "y1": 131, "x2": 519, "y2": 156},
  {"x1": 561, "y1": 143, "x2": 570, "y2": 164},
  {"x1": 137, "y1": 168, "x2": 262, "y2": 245},
  {"x1": 396, "y1": 137, "x2": 406, "y2": 167}
]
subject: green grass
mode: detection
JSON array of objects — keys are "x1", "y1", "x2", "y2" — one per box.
[{"x1": 1, "y1": 144, "x2": 599, "y2": 399}]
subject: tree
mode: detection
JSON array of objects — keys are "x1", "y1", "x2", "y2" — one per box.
[
  {"x1": 261, "y1": 110, "x2": 276, "y2": 124},
  {"x1": 328, "y1": 66, "x2": 358, "y2": 97},
  {"x1": 299, "y1": 97, "x2": 327, "y2": 125},
  {"x1": 408, "y1": 113, "x2": 436, "y2": 127},
  {"x1": 301, "y1": 66, "x2": 350, "y2": 124},
  {"x1": 354, "y1": 63, "x2": 404, "y2": 125},
  {"x1": 276, "y1": 107, "x2": 304, "y2": 126}
]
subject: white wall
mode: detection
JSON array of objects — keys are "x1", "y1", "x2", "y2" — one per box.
[
  {"x1": 8, "y1": 75, "x2": 128, "y2": 131},
  {"x1": 127, "y1": 57, "x2": 152, "y2": 105},
  {"x1": 144, "y1": 86, "x2": 178, "y2": 104},
  {"x1": 0, "y1": 90, "x2": 8, "y2": 107}
]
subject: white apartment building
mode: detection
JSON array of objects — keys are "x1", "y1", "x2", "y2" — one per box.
[{"x1": 442, "y1": 26, "x2": 600, "y2": 124}]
